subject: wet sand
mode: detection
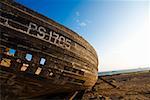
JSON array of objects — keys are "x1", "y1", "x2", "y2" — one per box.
[{"x1": 82, "y1": 70, "x2": 150, "y2": 100}]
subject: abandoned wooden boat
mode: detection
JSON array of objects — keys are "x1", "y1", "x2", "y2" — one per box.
[{"x1": 0, "y1": 0, "x2": 98, "y2": 99}]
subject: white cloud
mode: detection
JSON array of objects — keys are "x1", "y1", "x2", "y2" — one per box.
[
  {"x1": 74, "y1": 11, "x2": 91, "y2": 27},
  {"x1": 86, "y1": 19, "x2": 92, "y2": 23},
  {"x1": 75, "y1": 19, "x2": 87, "y2": 27},
  {"x1": 76, "y1": 19, "x2": 79, "y2": 22},
  {"x1": 76, "y1": 11, "x2": 80, "y2": 16},
  {"x1": 79, "y1": 22, "x2": 87, "y2": 27}
]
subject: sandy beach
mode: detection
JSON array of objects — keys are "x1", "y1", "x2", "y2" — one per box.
[{"x1": 82, "y1": 70, "x2": 150, "y2": 100}]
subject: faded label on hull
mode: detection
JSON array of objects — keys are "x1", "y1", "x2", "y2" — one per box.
[
  {"x1": 0, "y1": 16, "x2": 72, "y2": 50},
  {"x1": 27, "y1": 22, "x2": 72, "y2": 49}
]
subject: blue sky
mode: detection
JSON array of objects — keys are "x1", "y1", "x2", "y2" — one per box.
[{"x1": 16, "y1": 0, "x2": 150, "y2": 72}]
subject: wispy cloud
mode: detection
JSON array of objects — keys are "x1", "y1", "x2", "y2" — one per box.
[
  {"x1": 74, "y1": 11, "x2": 91, "y2": 28},
  {"x1": 76, "y1": 11, "x2": 80, "y2": 16},
  {"x1": 76, "y1": 19, "x2": 79, "y2": 23},
  {"x1": 79, "y1": 22, "x2": 87, "y2": 27},
  {"x1": 76, "y1": 19, "x2": 87, "y2": 27},
  {"x1": 85, "y1": 19, "x2": 92, "y2": 23}
]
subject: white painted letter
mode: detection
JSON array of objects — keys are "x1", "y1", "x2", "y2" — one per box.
[
  {"x1": 65, "y1": 39, "x2": 71, "y2": 49},
  {"x1": 58, "y1": 36, "x2": 65, "y2": 47},
  {"x1": 27, "y1": 22, "x2": 37, "y2": 34},
  {"x1": 37, "y1": 26, "x2": 46, "y2": 39}
]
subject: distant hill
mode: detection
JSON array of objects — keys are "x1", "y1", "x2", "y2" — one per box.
[{"x1": 98, "y1": 67, "x2": 150, "y2": 76}]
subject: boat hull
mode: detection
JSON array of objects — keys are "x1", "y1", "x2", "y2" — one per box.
[{"x1": 0, "y1": 0, "x2": 98, "y2": 99}]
